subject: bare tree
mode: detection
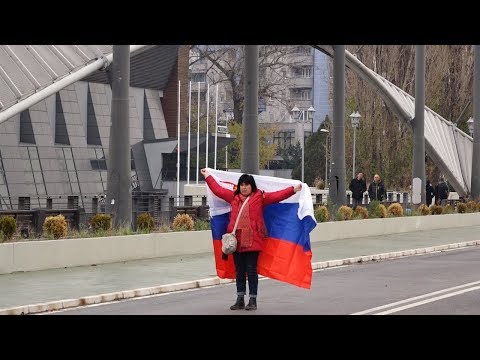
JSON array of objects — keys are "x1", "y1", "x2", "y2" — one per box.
[
  {"x1": 189, "y1": 45, "x2": 311, "y2": 123},
  {"x1": 344, "y1": 45, "x2": 474, "y2": 190}
]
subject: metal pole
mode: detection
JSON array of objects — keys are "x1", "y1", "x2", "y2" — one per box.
[
  {"x1": 413, "y1": 45, "x2": 426, "y2": 204},
  {"x1": 329, "y1": 45, "x2": 346, "y2": 206},
  {"x1": 205, "y1": 83, "x2": 210, "y2": 169},
  {"x1": 106, "y1": 45, "x2": 131, "y2": 228},
  {"x1": 214, "y1": 84, "x2": 218, "y2": 170},
  {"x1": 301, "y1": 112, "x2": 305, "y2": 183},
  {"x1": 225, "y1": 116, "x2": 229, "y2": 170},
  {"x1": 472, "y1": 45, "x2": 480, "y2": 200},
  {"x1": 353, "y1": 126, "x2": 356, "y2": 179},
  {"x1": 325, "y1": 134, "x2": 328, "y2": 183},
  {"x1": 196, "y1": 82, "x2": 200, "y2": 184},
  {"x1": 242, "y1": 45, "x2": 259, "y2": 174},
  {"x1": 176, "y1": 80, "x2": 181, "y2": 206},
  {"x1": 187, "y1": 81, "x2": 191, "y2": 184}
]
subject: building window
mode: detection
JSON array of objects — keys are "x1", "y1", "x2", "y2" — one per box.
[
  {"x1": 68, "y1": 195, "x2": 79, "y2": 209},
  {"x1": 191, "y1": 72, "x2": 206, "y2": 83},
  {"x1": 18, "y1": 197, "x2": 30, "y2": 210},
  {"x1": 289, "y1": 88, "x2": 312, "y2": 101},
  {"x1": 293, "y1": 46, "x2": 312, "y2": 55},
  {"x1": 273, "y1": 130, "x2": 295, "y2": 149},
  {"x1": 91, "y1": 158, "x2": 107, "y2": 170},
  {"x1": 161, "y1": 153, "x2": 187, "y2": 181},
  {"x1": 20, "y1": 110, "x2": 36, "y2": 144},
  {"x1": 191, "y1": 90, "x2": 207, "y2": 102},
  {"x1": 55, "y1": 93, "x2": 70, "y2": 145},
  {"x1": 87, "y1": 87, "x2": 101, "y2": 146},
  {"x1": 301, "y1": 89, "x2": 312, "y2": 100},
  {"x1": 302, "y1": 66, "x2": 312, "y2": 78},
  {"x1": 291, "y1": 66, "x2": 313, "y2": 78}
]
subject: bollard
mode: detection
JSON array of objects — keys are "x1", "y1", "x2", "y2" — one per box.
[{"x1": 402, "y1": 192, "x2": 408, "y2": 210}]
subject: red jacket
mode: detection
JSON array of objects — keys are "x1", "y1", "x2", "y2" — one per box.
[{"x1": 206, "y1": 176, "x2": 295, "y2": 252}]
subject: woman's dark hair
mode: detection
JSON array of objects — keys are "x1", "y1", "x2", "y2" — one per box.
[{"x1": 235, "y1": 174, "x2": 257, "y2": 195}]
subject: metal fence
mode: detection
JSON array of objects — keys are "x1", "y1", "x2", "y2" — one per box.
[
  {"x1": 0, "y1": 193, "x2": 211, "y2": 231},
  {"x1": 0, "y1": 192, "x2": 464, "y2": 234}
]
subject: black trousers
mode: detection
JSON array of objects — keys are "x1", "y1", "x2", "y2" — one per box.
[{"x1": 233, "y1": 251, "x2": 260, "y2": 298}]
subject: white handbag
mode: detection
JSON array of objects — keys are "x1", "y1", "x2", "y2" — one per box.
[{"x1": 221, "y1": 196, "x2": 250, "y2": 255}]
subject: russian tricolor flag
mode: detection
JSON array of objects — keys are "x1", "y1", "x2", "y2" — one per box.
[{"x1": 205, "y1": 168, "x2": 316, "y2": 289}]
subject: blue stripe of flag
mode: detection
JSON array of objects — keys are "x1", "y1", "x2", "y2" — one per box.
[
  {"x1": 210, "y1": 212, "x2": 230, "y2": 240},
  {"x1": 263, "y1": 203, "x2": 315, "y2": 252}
]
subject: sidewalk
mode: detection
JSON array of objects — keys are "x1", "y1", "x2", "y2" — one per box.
[{"x1": 1, "y1": 225, "x2": 479, "y2": 312}]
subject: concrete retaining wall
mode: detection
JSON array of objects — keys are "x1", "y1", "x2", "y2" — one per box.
[
  {"x1": 0, "y1": 213, "x2": 479, "y2": 274},
  {"x1": 312, "y1": 212, "x2": 480, "y2": 241}
]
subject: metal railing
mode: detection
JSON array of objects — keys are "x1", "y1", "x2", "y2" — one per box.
[{"x1": 0, "y1": 191, "x2": 467, "y2": 236}]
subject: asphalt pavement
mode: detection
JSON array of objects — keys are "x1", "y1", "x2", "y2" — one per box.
[{"x1": 1, "y1": 225, "x2": 479, "y2": 314}]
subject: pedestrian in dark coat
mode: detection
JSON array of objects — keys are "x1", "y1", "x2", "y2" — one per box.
[
  {"x1": 349, "y1": 172, "x2": 367, "y2": 209},
  {"x1": 426, "y1": 179, "x2": 434, "y2": 206},
  {"x1": 368, "y1": 174, "x2": 387, "y2": 202}
]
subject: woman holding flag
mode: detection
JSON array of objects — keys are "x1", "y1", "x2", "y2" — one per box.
[{"x1": 201, "y1": 168, "x2": 302, "y2": 311}]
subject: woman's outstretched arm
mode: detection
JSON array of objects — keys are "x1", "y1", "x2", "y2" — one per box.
[
  {"x1": 263, "y1": 183, "x2": 301, "y2": 206},
  {"x1": 201, "y1": 168, "x2": 235, "y2": 203}
]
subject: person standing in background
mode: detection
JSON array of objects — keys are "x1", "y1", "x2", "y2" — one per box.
[
  {"x1": 426, "y1": 179, "x2": 435, "y2": 206},
  {"x1": 435, "y1": 177, "x2": 450, "y2": 206},
  {"x1": 349, "y1": 172, "x2": 367, "y2": 209},
  {"x1": 368, "y1": 174, "x2": 387, "y2": 202}
]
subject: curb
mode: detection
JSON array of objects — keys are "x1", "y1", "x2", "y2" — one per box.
[{"x1": 1, "y1": 240, "x2": 479, "y2": 315}]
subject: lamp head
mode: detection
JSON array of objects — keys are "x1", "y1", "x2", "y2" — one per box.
[
  {"x1": 350, "y1": 111, "x2": 361, "y2": 128},
  {"x1": 307, "y1": 106, "x2": 316, "y2": 120},
  {"x1": 291, "y1": 106, "x2": 300, "y2": 120}
]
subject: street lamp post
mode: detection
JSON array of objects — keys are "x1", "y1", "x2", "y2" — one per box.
[
  {"x1": 468, "y1": 116, "x2": 474, "y2": 137},
  {"x1": 349, "y1": 111, "x2": 361, "y2": 179},
  {"x1": 292, "y1": 105, "x2": 315, "y2": 183},
  {"x1": 320, "y1": 128, "x2": 329, "y2": 184}
]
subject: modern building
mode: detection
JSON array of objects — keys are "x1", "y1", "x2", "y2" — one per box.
[{"x1": 0, "y1": 45, "x2": 233, "y2": 217}]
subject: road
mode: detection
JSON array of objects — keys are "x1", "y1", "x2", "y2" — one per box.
[{"x1": 51, "y1": 246, "x2": 480, "y2": 315}]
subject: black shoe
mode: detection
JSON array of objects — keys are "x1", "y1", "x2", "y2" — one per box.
[
  {"x1": 230, "y1": 296, "x2": 245, "y2": 310},
  {"x1": 245, "y1": 297, "x2": 257, "y2": 311}
]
